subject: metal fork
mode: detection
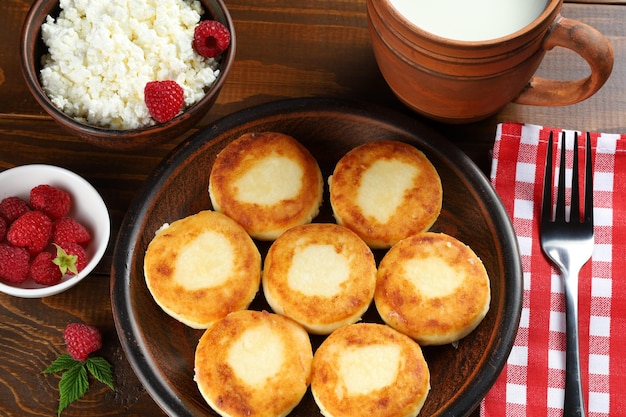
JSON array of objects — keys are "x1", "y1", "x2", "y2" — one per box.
[{"x1": 541, "y1": 131, "x2": 594, "y2": 417}]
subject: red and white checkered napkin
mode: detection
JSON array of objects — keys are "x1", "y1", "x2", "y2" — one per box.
[{"x1": 480, "y1": 122, "x2": 626, "y2": 417}]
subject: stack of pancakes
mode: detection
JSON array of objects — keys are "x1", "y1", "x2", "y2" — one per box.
[{"x1": 143, "y1": 133, "x2": 490, "y2": 417}]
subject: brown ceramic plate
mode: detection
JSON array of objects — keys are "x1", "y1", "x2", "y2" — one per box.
[{"x1": 111, "y1": 98, "x2": 522, "y2": 416}]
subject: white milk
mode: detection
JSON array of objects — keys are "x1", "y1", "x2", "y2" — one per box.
[{"x1": 388, "y1": 0, "x2": 548, "y2": 41}]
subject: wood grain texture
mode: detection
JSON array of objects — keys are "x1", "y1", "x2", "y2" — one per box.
[
  {"x1": 1, "y1": 0, "x2": 625, "y2": 415},
  {"x1": 0, "y1": 278, "x2": 165, "y2": 416}
]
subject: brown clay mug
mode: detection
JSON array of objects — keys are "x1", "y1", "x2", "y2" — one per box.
[{"x1": 367, "y1": 0, "x2": 614, "y2": 123}]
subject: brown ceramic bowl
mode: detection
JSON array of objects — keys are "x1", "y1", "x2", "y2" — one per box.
[
  {"x1": 19, "y1": 0, "x2": 235, "y2": 151},
  {"x1": 111, "y1": 98, "x2": 523, "y2": 416}
]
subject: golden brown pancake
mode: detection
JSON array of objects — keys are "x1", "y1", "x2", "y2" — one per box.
[
  {"x1": 194, "y1": 310, "x2": 313, "y2": 417},
  {"x1": 143, "y1": 210, "x2": 261, "y2": 329},
  {"x1": 262, "y1": 223, "x2": 377, "y2": 334},
  {"x1": 328, "y1": 140, "x2": 442, "y2": 249},
  {"x1": 208, "y1": 131, "x2": 324, "y2": 240},
  {"x1": 375, "y1": 232, "x2": 490, "y2": 345},
  {"x1": 311, "y1": 323, "x2": 430, "y2": 417}
]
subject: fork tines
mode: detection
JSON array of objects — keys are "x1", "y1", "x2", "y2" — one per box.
[{"x1": 542, "y1": 131, "x2": 593, "y2": 224}]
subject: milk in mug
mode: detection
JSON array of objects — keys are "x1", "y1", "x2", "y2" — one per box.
[{"x1": 388, "y1": 0, "x2": 548, "y2": 41}]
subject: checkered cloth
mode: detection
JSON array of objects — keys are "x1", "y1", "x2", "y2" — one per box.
[{"x1": 480, "y1": 122, "x2": 626, "y2": 416}]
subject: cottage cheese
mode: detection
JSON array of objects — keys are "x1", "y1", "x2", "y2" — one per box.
[{"x1": 40, "y1": 0, "x2": 221, "y2": 129}]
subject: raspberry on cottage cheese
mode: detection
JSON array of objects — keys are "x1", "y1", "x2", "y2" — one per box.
[{"x1": 40, "y1": 0, "x2": 221, "y2": 130}]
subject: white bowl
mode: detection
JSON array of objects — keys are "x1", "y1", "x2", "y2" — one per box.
[{"x1": 0, "y1": 164, "x2": 110, "y2": 297}]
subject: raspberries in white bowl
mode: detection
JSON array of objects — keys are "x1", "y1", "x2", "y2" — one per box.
[{"x1": 0, "y1": 165, "x2": 110, "y2": 298}]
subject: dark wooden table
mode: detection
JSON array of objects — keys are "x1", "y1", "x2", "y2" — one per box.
[{"x1": 1, "y1": 0, "x2": 625, "y2": 415}]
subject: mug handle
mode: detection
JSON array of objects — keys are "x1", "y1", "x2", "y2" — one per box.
[{"x1": 514, "y1": 15, "x2": 614, "y2": 106}]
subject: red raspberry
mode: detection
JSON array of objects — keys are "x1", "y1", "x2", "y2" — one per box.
[
  {"x1": 30, "y1": 184, "x2": 71, "y2": 219},
  {"x1": 0, "y1": 217, "x2": 6, "y2": 241},
  {"x1": 53, "y1": 217, "x2": 91, "y2": 246},
  {"x1": 63, "y1": 323, "x2": 102, "y2": 361},
  {"x1": 56, "y1": 242, "x2": 88, "y2": 276},
  {"x1": 0, "y1": 243, "x2": 30, "y2": 284},
  {"x1": 0, "y1": 196, "x2": 31, "y2": 223},
  {"x1": 144, "y1": 80, "x2": 184, "y2": 123},
  {"x1": 30, "y1": 251, "x2": 63, "y2": 286},
  {"x1": 193, "y1": 20, "x2": 230, "y2": 58},
  {"x1": 7, "y1": 211, "x2": 52, "y2": 255}
]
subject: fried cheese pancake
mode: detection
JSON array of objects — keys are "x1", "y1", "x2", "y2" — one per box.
[
  {"x1": 328, "y1": 140, "x2": 442, "y2": 249},
  {"x1": 375, "y1": 232, "x2": 490, "y2": 345},
  {"x1": 143, "y1": 210, "x2": 261, "y2": 329},
  {"x1": 194, "y1": 310, "x2": 313, "y2": 417},
  {"x1": 262, "y1": 223, "x2": 377, "y2": 335},
  {"x1": 311, "y1": 323, "x2": 430, "y2": 417},
  {"x1": 209, "y1": 132, "x2": 324, "y2": 241}
]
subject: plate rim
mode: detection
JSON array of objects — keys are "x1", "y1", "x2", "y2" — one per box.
[{"x1": 111, "y1": 97, "x2": 522, "y2": 416}]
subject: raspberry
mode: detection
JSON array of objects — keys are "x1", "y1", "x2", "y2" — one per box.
[
  {"x1": 0, "y1": 243, "x2": 30, "y2": 284},
  {"x1": 0, "y1": 217, "x2": 6, "y2": 241},
  {"x1": 63, "y1": 323, "x2": 102, "y2": 361},
  {"x1": 193, "y1": 20, "x2": 230, "y2": 58},
  {"x1": 56, "y1": 242, "x2": 88, "y2": 276},
  {"x1": 0, "y1": 196, "x2": 31, "y2": 223},
  {"x1": 144, "y1": 80, "x2": 184, "y2": 123},
  {"x1": 53, "y1": 217, "x2": 91, "y2": 246},
  {"x1": 7, "y1": 211, "x2": 52, "y2": 255},
  {"x1": 30, "y1": 251, "x2": 63, "y2": 286},
  {"x1": 30, "y1": 184, "x2": 71, "y2": 219}
]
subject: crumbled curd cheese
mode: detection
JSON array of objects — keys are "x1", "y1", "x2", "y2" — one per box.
[{"x1": 40, "y1": 0, "x2": 221, "y2": 129}]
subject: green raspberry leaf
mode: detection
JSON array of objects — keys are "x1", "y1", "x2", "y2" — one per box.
[
  {"x1": 52, "y1": 243, "x2": 78, "y2": 275},
  {"x1": 85, "y1": 357, "x2": 114, "y2": 391},
  {"x1": 58, "y1": 362, "x2": 88, "y2": 416},
  {"x1": 43, "y1": 354, "x2": 79, "y2": 374}
]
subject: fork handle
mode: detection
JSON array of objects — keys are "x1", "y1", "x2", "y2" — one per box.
[{"x1": 563, "y1": 268, "x2": 586, "y2": 417}]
